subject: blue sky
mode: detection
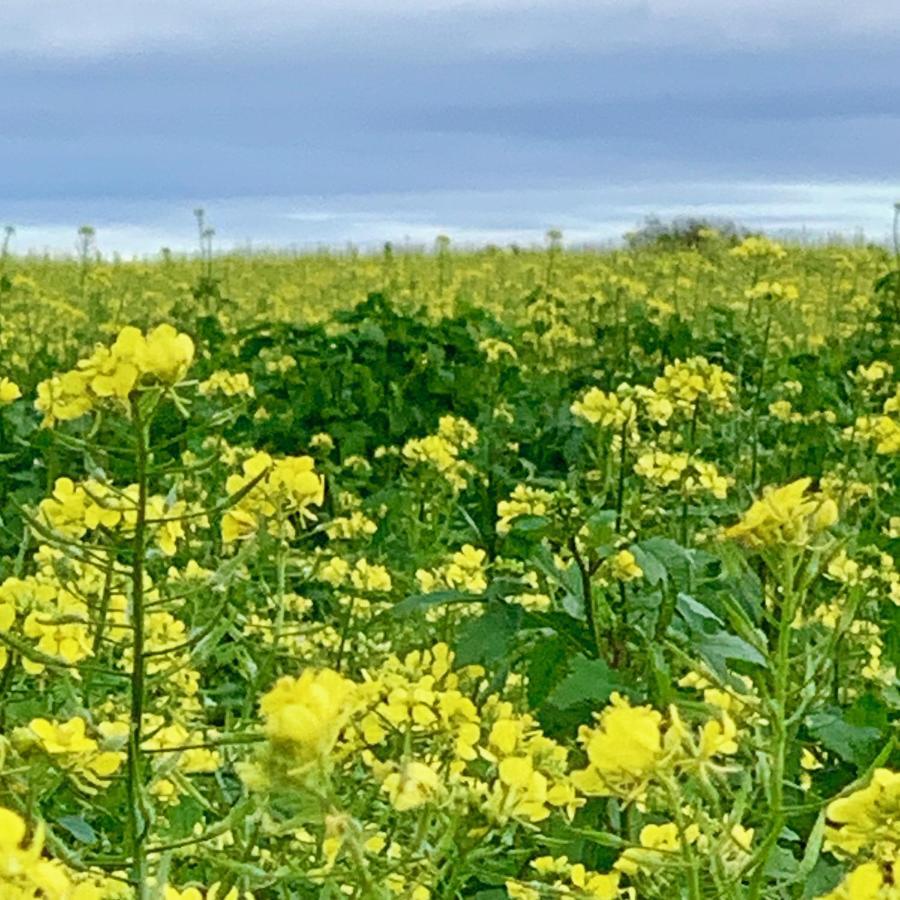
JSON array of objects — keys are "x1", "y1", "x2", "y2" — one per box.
[{"x1": 2, "y1": 0, "x2": 899, "y2": 255}]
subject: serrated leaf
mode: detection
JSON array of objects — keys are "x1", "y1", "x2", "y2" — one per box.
[
  {"x1": 454, "y1": 602, "x2": 522, "y2": 667},
  {"x1": 806, "y1": 709, "x2": 883, "y2": 767},
  {"x1": 545, "y1": 654, "x2": 623, "y2": 710}
]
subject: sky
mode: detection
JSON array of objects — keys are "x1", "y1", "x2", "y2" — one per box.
[{"x1": 2, "y1": 0, "x2": 899, "y2": 256}]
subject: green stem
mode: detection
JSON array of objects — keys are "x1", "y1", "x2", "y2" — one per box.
[
  {"x1": 569, "y1": 537, "x2": 601, "y2": 658},
  {"x1": 663, "y1": 776, "x2": 703, "y2": 900},
  {"x1": 749, "y1": 312, "x2": 772, "y2": 489},
  {"x1": 747, "y1": 552, "x2": 798, "y2": 898},
  {"x1": 126, "y1": 399, "x2": 150, "y2": 897},
  {"x1": 614, "y1": 418, "x2": 628, "y2": 534}
]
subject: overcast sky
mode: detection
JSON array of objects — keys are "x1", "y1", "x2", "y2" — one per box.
[{"x1": 2, "y1": 1, "x2": 899, "y2": 254}]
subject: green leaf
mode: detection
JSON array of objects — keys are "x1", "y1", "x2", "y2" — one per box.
[
  {"x1": 56, "y1": 815, "x2": 97, "y2": 845},
  {"x1": 676, "y1": 592, "x2": 725, "y2": 629},
  {"x1": 672, "y1": 593, "x2": 767, "y2": 677},
  {"x1": 454, "y1": 602, "x2": 523, "y2": 668},
  {"x1": 525, "y1": 634, "x2": 571, "y2": 709},
  {"x1": 629, "y1": 545, "x2": 667, "y2": 587},
  {"x1": 545, "y1": 654, "x2": 623, "y2": 710},
  {"x1": 806, "y1": 709, "x2": 883, "y2": 767},
  {"x1": 508, "y1": 515, "x2": 550, "y2": 533},
  {"x1": 632, "y1": 536, "x2": 696, "y2": 588},
  {"x1": 390, "y1": 590, "x2": 472, "y2": 617},
  {"x1": 795, "y1": 811, "x2": 825, "y2": 885}
]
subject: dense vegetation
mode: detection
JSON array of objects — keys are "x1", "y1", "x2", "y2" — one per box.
[{"x1": 0, "y1": 229, "x2": 897, "y2": 899}]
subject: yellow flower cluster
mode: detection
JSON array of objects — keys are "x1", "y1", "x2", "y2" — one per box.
[
  {"x1": 819, "y1": 769, "x2": 900, "y2": 898},
  {"x1": 571, "y1": 386, "x2": 637, "y2": 430},
  {"x1": 318, "y1": 556, "x2": 393, "y2": 592},
  {"x1": 853, "y1": 361, "x2": 894, "y2": 386},
  {"x1": 259, "y1": 667, "x2": 360, "y2": 770},
  {"x1": 198, "y1": 370, "x2": 255, "y2": 397},
  {"x1": 817, "y1": 861, "x2": 900, "y2": 899},
  {"x1": 634, "y1": 450, "x2": 730, "y2": 499},
  {"x1": 825, "y1": 768, "x2": 900, "y2": 860},
  {"x1": 729, "y1": 235, "x2": 787, "y2": 259},
  {"x1": 222, "y1": 451, "x2": 325, "y2": 543},
  {"x1": 744, "y1": 280, "x2": 799, "y2": 302},
  {"x1": 324, "y1": 510, "x2": 378, "y2": 540},
  {"x1": 570, "y1": 693, "x2": 738, "y2": 803},
  {"x1": 402, "y1": 415, "x2": 479, "y2": 491},
  {"x1": 851, "y1": 414, "x2": 900, "y2": 455},
  {"x1": 496, "y1": 484, "x2": 554, "y2": 534},
  {"x1": 507, "y1": 855, "x2": 627, "y2": 900},
  {"x1": 652, "y1": 356, "x2": 736, "y2": 414},
  {"x1": 38, "y1": 476, "x2": 192, "y2": 555},
  {"x1": 416, "y1": 544, "x2": 488, "y2": 594},
  {"x1": 252, "y1": 643, "x2": 581, "y2": 832},
  {"x1": 607, "y1": 549, "x2": 643, "y2": 582},
  {"x1": 35, "y1": 324, "x2": 194, "y2": 426},
  {"x1": 725, "y1": 477, "x2": 838, "y2": 549},
  {"x1": 27, "y1": 716, "x2": 124, "y2": 782},
  {"x1": 0, "y1": 542, "x2": 136, "y2": 673}
]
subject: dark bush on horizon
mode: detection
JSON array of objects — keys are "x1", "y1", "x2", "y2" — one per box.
[{"x1": 625, "y1": 215, "x2": 755, "y2": 250}]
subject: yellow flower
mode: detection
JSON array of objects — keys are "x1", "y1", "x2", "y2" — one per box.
[
  {"x1": 222, "y1": 452, "x2": 325, "y2": 543},
  {"x1": 0, "y1": 805, "x2": 84, "y2": 897},
  {"x1": 0, "y1": 377, "x2": 21, "y2": 404},
  {"x1": 570, "y1": 693, "x2": 665, "y2": 799},
  {"x1": 615, "y1": 821, "x2": 698, "y2": 875},
  {"x1": 725, "y1": 477, "x2": 838, "y2": 549},
  {"x1": 35, "y1": 323, "x2": 195, "y2": 427},
  {"x1": 30, "y1": 716, "x2": 97, "y2": 755},
  {"x1": 825, "y1": 768, "x2": 900, "y2": 859},
  {"x1": 198, "y1": 370, "x2": 254, "y2": 397},
  {"x1": 697, "y1": 712, "x2": 739, "y2": 759},
  {"x1": 259, "y1": 668, "x2": 358, "y2": 767},
  {"x1": 381, "y1": 760, "x2": 442, "y2": 811},
  {"x1": 816, "y1": 861, "x2": 896, "y2": 900},
  {"x1": 610, "y1": 549, "x2": 643, "y2": 582},
  {"x1": 571, "y1": 387, "x2": 636, "y2": 429}
]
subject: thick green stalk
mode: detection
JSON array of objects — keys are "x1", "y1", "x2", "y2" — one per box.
[
  {"x1": 126, "y1": 400, "x2": 150, "y2": 897},
  {"x1": 748, "y1": 553, "x2": 798, "y2": 899}
]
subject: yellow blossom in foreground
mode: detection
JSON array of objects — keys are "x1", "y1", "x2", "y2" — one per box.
[
  {"x1": 0, "y1": 377, "x2": 21, "y2": 404},
  {"x1": 570, "y1": 693, "x2": 665, "y2": 800},
  {"x1": 725, "y1": 477, "x2": 838, "y2": 549},
  {"x1": 0, "y1": 805, "x2": 108, "y2": 898},
  {"x1": 35, "y1": 323, "x2": 195, "y2": 426},
  {"x1": 817, "y1": 861, "x2": 900, "y2": 900},
  {"x1": 30, "y1": 717, "x2": 97, "y2": 755},
  {"x1": 825, "y1": 768, "x2": 900, "y2": 860},
  {"x1": 259, "y1": 668, "x2": 358, "y2": 768},
  {"x1": 222, "y1": 451, "x2": 325, "y2": 543}
]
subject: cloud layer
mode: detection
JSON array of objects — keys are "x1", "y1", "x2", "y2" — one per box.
[
  {"x1": 3, "y1": 0, "x2": 900, "y2": 59},
  {"x1": 2, "y1": 1, "x2": 898, "y2": 252}
]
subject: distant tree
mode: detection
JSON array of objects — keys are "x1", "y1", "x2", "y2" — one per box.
[{"x1": 624, "y1": 215, "x2": 754, "y2": 250}]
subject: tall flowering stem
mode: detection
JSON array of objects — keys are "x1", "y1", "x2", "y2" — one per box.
[{"x1": 126, "y1": 395, "x2": 152, "y2": 897}]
